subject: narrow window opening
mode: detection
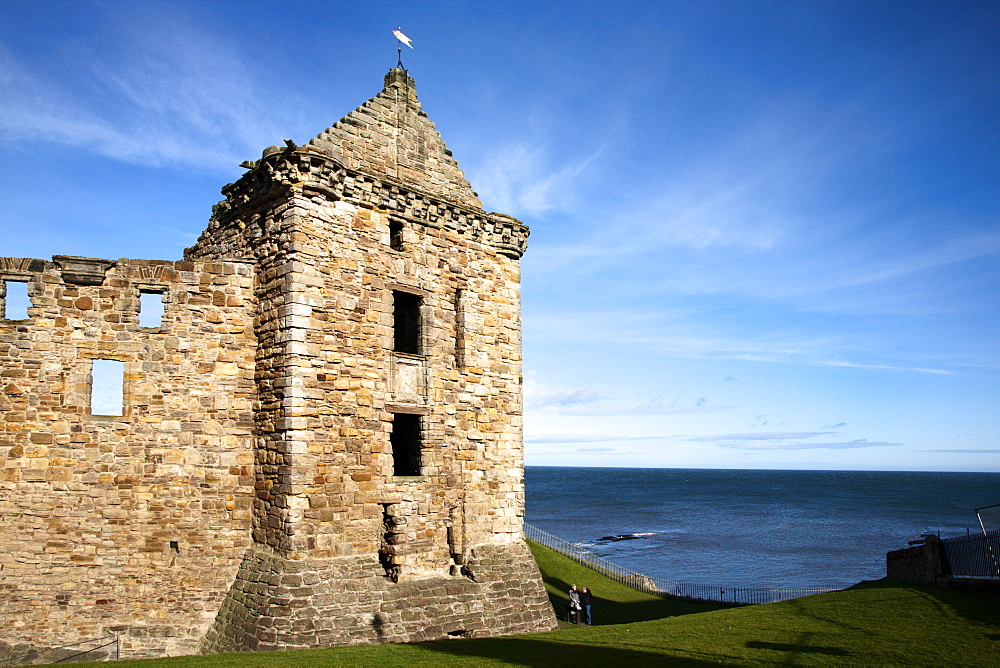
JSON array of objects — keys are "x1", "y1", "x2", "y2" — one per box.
[
  {"x1": 389, "y1": 219, "x2": 404, "y2": 251},
  {"x1": 139, "y1": 291, "x2": 165, "y2": 328},
  {"x1": 390, "y1": 413, "x2": 421, "y2": 476},
  {"x1": 90, "y1": 359, "x2": 125, "y2": 416},
  {"x1": 169, "y1": 541, "x2": 180, "y2": 553},
  {"x1": 379, "y1": 503, "x2": 400, "y2": 582},
  {"x1": 454, "y1": 289, "x2": 466, "y2": 368},
  {"x1": 393, "y1": 291, "x2": 421, "y2": 355},
  {"x1": 2, "y1": 280, "x2": 30, "y2": 320}
]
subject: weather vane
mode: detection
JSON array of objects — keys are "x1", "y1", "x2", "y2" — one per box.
[{"x1": 392, "y1": 27, "x2": 413, "y2": 68}]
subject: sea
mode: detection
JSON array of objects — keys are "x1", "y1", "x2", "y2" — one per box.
[{"x1": 524, "y1": 466, "x2": 1000, "y2": 590}]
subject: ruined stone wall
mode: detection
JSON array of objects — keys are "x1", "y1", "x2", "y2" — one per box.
[
  {"x1": 886, "y1": 540, "x2": 943, "y2": 585},
  {"x1": 0, "y1": 257, "x2": 256, "y2": 658}
]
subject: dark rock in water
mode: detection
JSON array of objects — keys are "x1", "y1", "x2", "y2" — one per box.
[{"x1": 598, "y1": 534, "x2": 646, "y2": 542}]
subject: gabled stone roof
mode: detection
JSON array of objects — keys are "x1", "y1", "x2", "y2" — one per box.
[{"x1": 308, "y1": 68, "x2": 483, "y2": 210}]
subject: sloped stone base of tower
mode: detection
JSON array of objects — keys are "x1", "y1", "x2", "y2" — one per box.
[{"x1": 199, "y1": 540, "x2": 557, "y2": 653}]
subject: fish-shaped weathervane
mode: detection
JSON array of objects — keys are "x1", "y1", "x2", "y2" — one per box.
[{"x1": 393, "y1": 28, "x2": 413, "y2": 68}]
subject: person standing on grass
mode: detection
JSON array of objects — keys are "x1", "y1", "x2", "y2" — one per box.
[
  {"x1": 580, "y1": 586, "x2": 593, "y2": 625},
  {"x1": 568, "y1": 584, "x2": 581, "y2": 623}
]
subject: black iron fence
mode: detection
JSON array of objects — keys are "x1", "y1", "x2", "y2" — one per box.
[
  {"x1": 941, "y1": 528, "x2": 1000, "y2": 578},
  {"x1": 524, "y1": 523, "x2": 839, "y2": 605}
]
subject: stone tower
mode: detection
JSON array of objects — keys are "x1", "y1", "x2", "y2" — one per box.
[
  {"x1": 187, "y1": 66, "x2": 554, "y2": 652},
  {"x1": 0, "y1": 69, "x2": 555, "y2": 659}
]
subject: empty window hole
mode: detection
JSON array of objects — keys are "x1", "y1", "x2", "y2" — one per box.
[
  {"x1": 2, "y1": 280, "x2": 30, "y2": 320},
  {"x1": 389, "y1": 219, "x2": 404, "y2": 251},
  {"x1": 139, "y1": 291, "x2": 165, "y2": 328},
  {"x1": 390, "y1": 413, "x2": 421, "y2": 476},
  {"x1": 90, "y1": 359, "x2": 125, "y2": 416},
  {"x1": 393, "y1": 291, "x2": 421, "y2": 355}
]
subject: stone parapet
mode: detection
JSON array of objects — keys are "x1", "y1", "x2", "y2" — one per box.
[{"x1": 186, "y1": 147, "x2": 528, "y2": 262}]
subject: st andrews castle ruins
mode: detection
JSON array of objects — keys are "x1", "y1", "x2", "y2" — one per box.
[{"x1": 0, "y1": 68, "x2": 557, "y2": 659}]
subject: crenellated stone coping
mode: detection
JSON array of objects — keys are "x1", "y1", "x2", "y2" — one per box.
[
  {"x1": 0, "y1": 256, "x2": 254, "y2": 286},
  {"x1": 209, "y1": 147, "x2": 529, "y2": 259}
]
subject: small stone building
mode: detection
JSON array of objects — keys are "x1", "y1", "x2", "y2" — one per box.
[{"x1": 0, "y1": 68, "x2": 556, "y2": 659}]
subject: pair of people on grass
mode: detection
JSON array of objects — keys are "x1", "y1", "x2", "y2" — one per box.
[{"x1": 568, "y1": 584, "x2": 592, "y2": 625}]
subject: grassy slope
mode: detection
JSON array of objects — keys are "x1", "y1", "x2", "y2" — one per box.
[
  {"x1": 82, "y1": 541, "x2": 999, "y2": 667},
  {"x1": 526, "y1": 538, "x2": 734, "y2": 624}
]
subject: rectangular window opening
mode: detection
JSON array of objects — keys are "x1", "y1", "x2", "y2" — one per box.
[
  {"x1": 393, "y1": 291, "x2": 422, "y2": 355},
  {"x1": 390, "y1": 413, "x2": 422, "y2": 476},
  {"x1": 139, "y1": 290, "x2": 165, "y2": 328},
  {"x1": 389, "y1": 219, "x2": 404, "y2": 251},
  {"x1": 90, "y1": 359, "x2": 125, "y2": 416},
  {"x1": 2, "y1": 280, "x2": 30, "y2": 320}
]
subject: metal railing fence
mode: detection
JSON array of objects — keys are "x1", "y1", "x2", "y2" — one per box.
[
  {"x1": 524, "y1": 522, "x2": 840, "y2": 605},
  {"x1": 941, "y1": 528, "x2": 1000, "y2": 578}
]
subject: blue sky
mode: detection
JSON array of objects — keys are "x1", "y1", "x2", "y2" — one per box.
[{"x1": 1, "y1": 1, "x2": 997, "y2": 471}]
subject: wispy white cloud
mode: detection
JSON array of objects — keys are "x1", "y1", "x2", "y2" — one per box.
[
  {"x1": 525, "y1": 433, "x2": 663, "y2": 445},
  {"x1": 524, "y1": 383, "x2": 604, "y2": 410},
  {"x1": 523, "y1": 373, "x2": 733, "y2": 416},
  {"x1": 469, "y1": 141, "x2": 602, "y2": 217},
  {"x1": 528, "y1": 309, "x2": 957, "y2": 375},
  {"x1": 924, "y1": 449, "x2": 1000, "y2": 455},
  {"x1": 525, "y1": 430, "x2": 904, "y2": 453},
  {"x1": 0, "y1": 10, "x2": 284, "y2": 172},
  {"x1": 547, "y1": 403, "x2": 734, "y2": 417},
  {"x1": 817, "y1": 360, "x2": 954, "y2": 376},
  {"x1": 520, "y1": 82, "x2": 999, "y2": 324},
  {"x1": 528, "y1": 94, "x2": 880, "y2": 261},
  {"x1": 693, "y1": 432, "x2": 904, "y2": 451},
  {"x1": 686, "y1": 432, "x2": 835, "y2": 442}
]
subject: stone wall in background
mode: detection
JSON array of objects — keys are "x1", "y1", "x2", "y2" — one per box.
[
  {"x1": 886, "y1": 538, "x2": 944, "y2": 585},
  {"x1": 886, "y1": 536, "x2": 1000, "y2": 595}
]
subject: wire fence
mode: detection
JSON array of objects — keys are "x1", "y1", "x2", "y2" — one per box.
[
  {"x1": 524, "y1": 523, "x2": 841, "y2": 605},
  {"x1": 941, "y1": 528, "x2": 1000, "y2": 578}
]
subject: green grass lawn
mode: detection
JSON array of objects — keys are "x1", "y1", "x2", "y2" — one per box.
[{"x1": 78, "y1": 540, "x2": 999, "y2": 666}]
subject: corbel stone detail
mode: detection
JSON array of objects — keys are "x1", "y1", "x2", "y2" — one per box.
[
  {"x1": 51, "y1": 255, "x2": 116, "y2": 286},
  {"x1": 190, "y1": 148, "x2": 528, "y2": 261}
]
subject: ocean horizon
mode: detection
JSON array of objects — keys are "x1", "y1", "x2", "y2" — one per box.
[{"x1": 524, "y1": 466, "x2": 1000, "y2": 590}]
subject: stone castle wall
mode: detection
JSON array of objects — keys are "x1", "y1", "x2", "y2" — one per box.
[
  {"x1": 0, "y1": 256, "x2": 256, "y2": 657},
  {"x1": 0, "y1": 67, "x2": 557, "y2": 659}
]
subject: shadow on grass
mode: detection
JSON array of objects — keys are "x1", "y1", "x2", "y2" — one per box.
[
  {"x1": 412, "y1": 635, "x2": 726, "y2": 666},
  {"x1": 745, "y1": 640, "x2": 850, "y2": 657},
  {"x1": 539, "y1": 567, "x2": 731, "y2": 626},
  {"x1": 857, "y1": 579, "x2": 1000, "y2": 627}
]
